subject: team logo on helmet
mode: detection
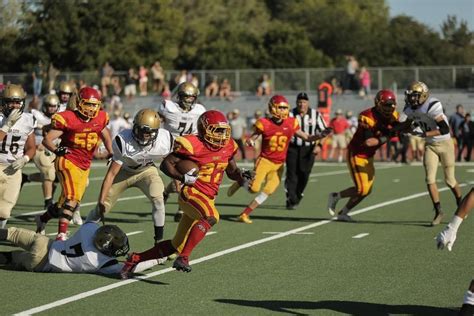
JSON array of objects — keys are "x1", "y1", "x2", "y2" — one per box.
[{"x1": 197, "y1": 110, "x2": 231, "y2": 148}]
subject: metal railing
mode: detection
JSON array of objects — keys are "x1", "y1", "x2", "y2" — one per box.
[{"x1": 1, "y1": 65, "x2": 473, "y2": 95}]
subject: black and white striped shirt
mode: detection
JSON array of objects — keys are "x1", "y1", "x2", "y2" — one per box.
[{"x1": 290, "y1": 108, "x2": 327, "y2": 146}]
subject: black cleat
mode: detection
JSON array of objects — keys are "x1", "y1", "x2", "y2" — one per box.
[
  {"x1": 174, "y1": 210, "x2": 183, "y2": 223},
  {"x1": 173, "y1": 256, "x2": 192, "y2": 272}
]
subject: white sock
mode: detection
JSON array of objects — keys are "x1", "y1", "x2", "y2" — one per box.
[
  {"x1": 0, "y1": 220, "x2": 7, "y2": 229},
  {"x1": 464, "y1": 290, "x2": 474, "y2": 305}
]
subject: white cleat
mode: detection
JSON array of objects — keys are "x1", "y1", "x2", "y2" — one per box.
[
  {"x1": 72, "y1": 210, "x2": 83, "y2": 226},
  {"x1": 336, "y1": 214, "x2": 355, "y2": 222},
  {"x1": 327, "y1": 192, "x2": 340, "y2": 216}
]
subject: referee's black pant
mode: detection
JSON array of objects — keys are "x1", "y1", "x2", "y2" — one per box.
[{"x1": 285, "y1": 144, "x2": 315, "y2": 207}]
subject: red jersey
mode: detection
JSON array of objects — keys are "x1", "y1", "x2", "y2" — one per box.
[
  {"x1": 254, "y1": 117, "x2": 300, "y2": 163},
  {"x1": 174, "y1": 135, "x2": 238, "y2": 198},
  {"x1": 348, "y1": 107, "x2": 399, "y2": 158},
  {"x1": 51, "y1": 110, "x2": 109, "y2": 169}
]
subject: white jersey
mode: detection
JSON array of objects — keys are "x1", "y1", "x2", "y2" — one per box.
[
  {"x1": 402, "y1": 96, "x2": 450, "y2": 144},
  {"x1": 108, "y1": 117, "x2": 131, "y2": 139},
  {"x1": 58, "y1": 102, "x2": 68, "y2": 113},
  {"x1": 46, "y1": 222, "x2": 118, "y2": 273},
  {"x1": 31, "y1": 109, "x2": 51, "y2": 145},
  {"x1": 112, "y1": 128, "x2": 173, "y2": 173},
  {"x1": 158, "y1": 100, "x2": 206, "y2": 137},
  {"x1": 0, "y1": 113, "x2": 36, "y2": 164}
]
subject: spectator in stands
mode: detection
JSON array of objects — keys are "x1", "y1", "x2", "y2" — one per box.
[
  {"x1": 161, "y1": 82, "x2": 171, "y2": 100},
  {"x1": 139, "y1": 65, "x2": 148, "y2": 96},
  {"x1": 205, "y1": 76, "x2": 219, "y2": 97},
  {"x1": 47, "y1": 62, "x2": 60, "y2": 93},
  {"x1": 229, "y1": 109, "x2": 247, "y2": 161},
  {"x1": 449, "y1": 104, "x2": 466, "y2": 161},
  {"x1": 345, "y1": 110, "x2": 358, "y2": 142},
  {"x1": 460, "y1": 113, "x2": 474, "y2": 161},
  {"x1": 190, "y1": 73, "x2": 199, "y2": 90},
  {"x1": 111, "y1": 75, "x2": 122, "y2": 96},
  {"x1": 343, "y1": 55, "x2": 359, "y2": 92},
  {"x1": 108, "y1": 110, "x2": 131, "y2": 139},
  {"x1": 219, "y1": 78, "x2": 233, "y2": 101},
  {"x1": 124, "y1": 67, "x2": 139, "y2": 101},
  {"x1": 32, "y1": 60, "x2": 45, "y2": 96},
  {"x1": 151, "y1": 61, "x2": 165, "y2": 93},
  {"x1": 359, "y1": 66, "x2": 371, "y2": 99},
  {"x1": 256, "y1": 73, "x2": 271, "y2": 96},
  {"x1": 176, "y1": 70, "x2": 187, "y2": 85},
  {"x1": 101, "y1": 61, "x2": 114, "y2": 97},
  {"x1": 330, "y1": 77, "x2": 343, "y2": 96},
  {"x1": 329, "y1": 109, "x2": 350, "y2": 162}
]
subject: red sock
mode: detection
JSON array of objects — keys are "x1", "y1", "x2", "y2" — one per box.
[
  {"x1": 180, "y1": 219, "x2": 211, "y2": 258},
  {"x1": 241, "y1": 207, "x2": 254, "y2": 216},
  {"x1": 58, "y1": 220, "x2": 69, "y2": 234},
  {"x1": 40, "y1": 212, "x2": 52, "y2": 223},
  {"x1": 137, "y1": 240, "x2": 176, "y2": 262}
]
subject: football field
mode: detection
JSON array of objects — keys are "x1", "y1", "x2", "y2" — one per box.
[{"x1": 3, "y1": 162, "x2": 474, "y2": 315}]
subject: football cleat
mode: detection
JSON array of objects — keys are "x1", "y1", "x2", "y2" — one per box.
[
  {"x1": 35, "y1": 215, "x2": 46, "y2": 235},
  {"x1": 71, "y1": 210, "x2": 83, "y2": 226},
  {"x1": 167, "y1": 253, "x2": 178, "y2": 260},
  {"x1": 431, "y1": 210, "x2": 444, "y2": 226},
  {"x1": 227, "y1": 181, "x2": 241, "y2": 197},
  {"x1": 327, "y1": 192, "x2": 340, "y2": 216},
  {"x1": 174, "y1": 210, "x2": 184, "y2": 222},
  {"x1": 163, "y1": 191, "x2": 169, "y2": 204},
  {"x1": 238, "y1": 214, "x2": 253, "y2": 224},
  {"x1": 173, "y1": 256, "x2": 192, "y2": 272},
  {"x1": 336, "y1": 214, "x2": 355, "y2": 222},
  {"x1": 120, "y1": 253, "x2": 141, "y2": 279},
  {"x1": 55, "y1": 232, "x2": 68, "y2": 241}
]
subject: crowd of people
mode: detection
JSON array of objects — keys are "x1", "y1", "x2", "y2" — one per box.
[{"x1": 0, "y1": 79, "x2": 473, "y2": 311}]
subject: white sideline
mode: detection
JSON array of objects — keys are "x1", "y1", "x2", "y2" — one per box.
[{"x1": 13, "y1": 184, "x2": 466, "y2": 316}]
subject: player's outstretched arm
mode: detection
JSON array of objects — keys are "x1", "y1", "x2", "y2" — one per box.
[
  {"x1": 97, "y1": 161, "x2": 122, "y2": 215},
  {"x1": 100, "y1": 127, "x2": 113, "y2": 157},
  {"x1": 437, "y1": 188, "x2": 474, "y2": 251}
]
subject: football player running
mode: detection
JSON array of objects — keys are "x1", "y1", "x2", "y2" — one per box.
[
  {"x1": 158, "y1": 82, "x2": 206, "y2": 222},
  {"x1": 35, "y1": 86, "x2": 113, "y2": 240},
  {"x1": 0, "y1": 84, "x2": 36, "y2": 229},
  {"x1": 327, "y1": 90, "x2": 402, "y2": 222},
  {"x1": 28, "y1": 94, "x2": 60, "y2": 210},
  {"x1": 403, "y1": 81, "x2": 462, "y2": 226},
  {"x1": 86, "y1": 109, "x2": 173, "y2": 243},
  {"x1": 120, "y1": 110, "x2": 253, "y2": 278},
  {"x1": 435, "y1": 188, "x2": 474, "y2": 314},
  {"x1": 228, "y1": 95, "x2": 327, "y2": 224},
  {"x1": 0, "y1": 222, "x2": 161, "y2": 274}
]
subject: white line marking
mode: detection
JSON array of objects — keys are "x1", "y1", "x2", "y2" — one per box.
[
  {"x1": 14, "y1": 184, "x2": 466, "y2": 315},
  {"x1": 126, "y1": 231, "x2": 143, "y2": 236},
  {"x1": 352, "y1": 233, "x2": 370, "y2": 239},
  {"x1": 206, "y1": 231, "x2": 217, "y2": 236},
  {"x1": 262, "y1": 232, "x2": 314, "y2": 235}
]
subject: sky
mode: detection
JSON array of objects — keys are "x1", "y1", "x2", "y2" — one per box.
[{"x1": 387, "y1": 0, "x2": 474, "y2": 32}]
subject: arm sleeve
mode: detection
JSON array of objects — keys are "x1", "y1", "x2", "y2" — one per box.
[
  {"x1": 112, "y1": 135, "x2": 125, "y2": 165},
  {"x1": 437, "y1": 120, "x2": 450, "y2": 135}
]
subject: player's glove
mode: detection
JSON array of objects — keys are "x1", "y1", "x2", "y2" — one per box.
[
  {"x1": 0, "y1": 109, "x2": 21, "y2": 133},
  {"x1": 183, "y1": 168, "x2": 198, "y2": 185},
  {"x1": 241, "y1": 169, "x2": 255, "y2": 181},
  {"x1": 4, "y1": 156, "x2": 30, "y2": 175},
  {"x1": 320, "y1": 127, "x2": 333, "y2": 138},
  {"x1": 54, "y1": 146, "x2": 68, "y2": 157},
  {"x1": 246, "y1": 139, "x2": 255, "y2": 147},
  {"x1": 436, "y1": 225, "x2": 457, "y2": 251}
]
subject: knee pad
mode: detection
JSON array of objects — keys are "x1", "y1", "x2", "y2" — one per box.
[{"x1": 151, "y1": 198, "x2": 165, "y2": 227}]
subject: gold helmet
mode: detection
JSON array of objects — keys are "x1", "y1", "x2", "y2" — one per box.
[
  {"x1": 1, "y1": 84, "x2": 27, "y2": 116},
  {"x1": 58, "y1": 81, "x2": 75, "y2": 105},
  {"x1": 42, "y1": 94, "x2": 60, "y2": 118},
  {"x1": 405, "y1": 81, "x2": 429, "y2": 109},
  {"x1": 176, "y1": 82, "x2": 199, "y2": 111},
  {"x1": 93, "y1": 225, "x2": 129, "y2": 257},
  {"x1": 132, "y1": 108, "x2": 161, "y2": 146}
]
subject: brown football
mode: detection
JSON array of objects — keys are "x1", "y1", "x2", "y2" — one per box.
[{"x1": 175, "y1": 159, "x2": 199, "y2": 175}]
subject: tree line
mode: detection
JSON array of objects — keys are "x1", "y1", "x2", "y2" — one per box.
[{"x1": 0, "y1": 0, "x2": 472, "y2": 73}]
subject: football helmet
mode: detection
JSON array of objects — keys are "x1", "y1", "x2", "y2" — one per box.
[
  {"x1": 268, "y1": 95, "x2": 290, "y2": 120},
  {"x1": 93, "y1": 225, "x2": 130, "y2": 257},
  {"x1": 57, "y1": 81, "x2": 75, "y2": 103},
  {"x1": 42, "y1": 94, "x2": 60, "y2": 118},
  {"x1": 132, "y1": 108, "x2": 160, "y2": 146},
  {"x1": 374, "y1": 89, "x2": 397, "y2": 118},
  {"x1": 197, "y1": 110, "x2": 231, "y2": 148},
  {"x1": 76, "y1": 86, "x2": 101, "y2": 119},
  {"x1": 1, "y1": 84, "x2": 26, "y2": 116},
  {"x1": 405, "y1": 81, "x2": 429, "y2": 109},
  {"x1": 177, "y1": 82, "x2": 199, "y2": 111}
]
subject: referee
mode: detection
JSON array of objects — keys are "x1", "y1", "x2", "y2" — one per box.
[{"x1": 285, "y1": 92, "x2": 330, "y2": 209}]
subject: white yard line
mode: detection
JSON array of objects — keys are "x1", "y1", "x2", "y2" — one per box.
[
  {"x1": 126, "y1": 231, "x2": 144, "y2": 236},
  {"x1": 262, "y1": 232, "x2": 314, "y2": 235},
  {"x1": 13, "y1": 184, "x2": 464, "y2": 316},
  {"x1": 352, "y1": 233, "x2": 370, "y2": 239}
]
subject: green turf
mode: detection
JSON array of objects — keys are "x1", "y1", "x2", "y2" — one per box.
[{"x1": 2, "y1": 162, "x2": 473, "y2": 315}]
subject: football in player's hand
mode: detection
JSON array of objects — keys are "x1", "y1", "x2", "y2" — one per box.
[{"x1": 175, "y1": 159, "x2": 199, "y2": 175}]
